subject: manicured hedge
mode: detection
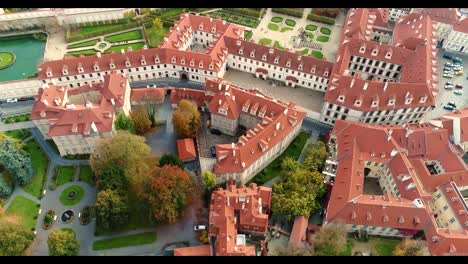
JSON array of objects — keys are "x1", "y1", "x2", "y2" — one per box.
[
  {"x1": 224, "y1": 8, "x2": 264, "y2": 18},
  {"x1": 285, "y1": 19, "x2": 296, "y2": 27},
  {"x1": 244, "y1": 30, "x2": 253, "y2": 41},
  {"x1": 307, "y1": 14, "x2": 336, "y2": 25},
  {"x1": 66, "y1": 21, "x2": 138, "y2": 43},
  {"x1": 271, "y1": 16, "x2": 283, "y2": 23},
  {"x1": 306, "y1": 24, "x2": 318, "y2": 31},
  {"x1": 280, "y1": 27, "x2": 293, "y2": 33},
  {"x1": 311, "y1": 50, "x2": 324, "y2": 59},
  {"x1": 272, "y1": 8, "x2": 303, "y2": 18},
  {"x1": 268, "y1": 23, "x2": 279, "y2": 31},
  {"x1": 259, "y1": 38, "x2": 272, "y2": 45},
  {"x1": 320, "y1": 27, "x2": 332, "y2": 35},
  {"x1": 317, "y1": 35, "x2": 330, "y2": 42}
]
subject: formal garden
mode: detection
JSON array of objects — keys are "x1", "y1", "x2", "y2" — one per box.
[
  {"x1": 93, "y1": 232, "x2": 157, "y2": 251},
  {"x1": 0, "y1": 51, "x2": 16, "y2": 70},
  {"x1": 59, "y1": 185, "x2": 84, "y2": 206},
  {"x1": 208, "y1": 9, "x2": 263, "y2": 28},
  {"x1": 268, "y1": 16, "x2": 297, "y2": 33},
  {"x1": 1, "y1": 113, "x2": 31, "y2": 124}
]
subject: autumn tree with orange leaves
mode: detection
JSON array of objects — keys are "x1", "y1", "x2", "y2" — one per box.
[
  {"x1": 131, "y1": 108, "x2": 152, "y2": 135},
  {"x1": 172, "y1": 99, "x2": 201, "y2": 138},
  {"x1": 142, "y1": 165, "x2": 195, "y2": 224}
]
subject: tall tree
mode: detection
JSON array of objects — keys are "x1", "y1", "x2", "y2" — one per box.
[
  {"x1": 0, "y1": 219, "x2": 34, "y2": 256},
  {"x1": 201, "y1": 171, "x2": 216, "y2": 192},
  {"x1": 302, "y1": 140, "x2": 328, "y2": 171},
  {"x1": 131, "y1": 108, "x2": 152, "y2": 135},
  {"x1": 273, "y1": 246, "x2": 313, "y2": 256},
  {"x1": 313, "y1": 222, "x2": 347, "y2": 256},
  {"x1": 0, "y1": 140, "x2": 33, "y2": 186},
  {"x1": 90, "y1": 131, "x2": 151, "y2": 192},
  {"x1": 95, "y1": 189, "x2": 129, "y2": 230},
  {"x1": 47, "y1": 229, "x2": 80, "y2": 256},
  {"x1": 159, "y1": 153, "x2": 184, "y2": 169},
  {"x1": 143, "y1": 95, "x2": 159, "y2": 127},
  {"x1": 96, "y1": 164, "x2": 128, "y2": 193},
  {"x1": 114, "y1": 112, "x2": 135, "y2": 134},
  {"x1": 172, "y1": 99, "x2": 201, "y2": 138},
  {"x1": 393, "y1": 239, "x2": 423, "y2": 256},
  {"x1": 143, "y1": 165, "x2": 195, "y2": 224},
  {"x1": 153, "y1": 17, "x2": 163, "y2": 31}
]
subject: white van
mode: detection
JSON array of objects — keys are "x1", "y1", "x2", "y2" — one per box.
[
  {"x1": 194, "y1": 225, "x2": 206, "y2": 231},
  {"x1": 6, "y1": 98, "x2": 18, "y2": 103}
]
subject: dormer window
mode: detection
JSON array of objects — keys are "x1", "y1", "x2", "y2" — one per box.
[
  {"x1": 209, "y1": 64, "x2": 213, "y2": 70},
  {"x1": 62, "y1": 68, "x2": 68, "y2": 75},
  {"x1": 190, "y1": 60, "x2": 194, "y2": 67},
  {"x1": 338, "y1": 95, "x2": 345, "y2": 103},
  {"x1": 236, "y1": 40, "x2": 241, "y2": 46},
  {"x1": 94, "y1": 65, "x2": 99, "y2": 71},
  {"x1": 250, "y1": 51, "x2": 255, "y2": 58},
  {"x1": 155, "y1": 57, "x2": 160, "y2": 63},
  {"x1": 109, "y1": 63, "x2": 115, "y2": 69},
  {"x1": 371, "y1": 100, "x2": 378, "y2": 107},
  {"x1": 298, "y1": 64, "x2": 303, "y2": 71},
  {"x1": 371, "y1": 49, "x2": 378, "y2": 56},
  {"x1": 46, "y1": 71, "x2": 53, "y2": 77},
  {"x1": 385, "y1": 51, "x2": 392, "y2": 59},
  {"x1": 324, "y1": 71, "x2": 329, "y2": 77},
  {"x1": 274, "y1": 57, "x2": 279, "y2": 64},
  {"x1": 141, "y1": 59, "x2": 146, "y2": 65},
  {"x1": 199, "y1": 24, "x2": 204, "y2": 31},
  {"x1": 354, "y1": 99, "x2": 362, "y2": 107},
  {"x1": 242, "y1": 106, "x2": 248, "y2": 112},
  {"x1": 250, "y1": 109, "x2": 257, "y2": 115},
  {"x1": 405, "y1": 97, "x2": 413, "y2": 105},
  {"x1": 199, "y1": 61, "x2": 204, "y2": 68},
  {"x1": 311, "y1": 67, "x2": 316, "y2": 74},
  {"x1": 125, "y1": 60, "x2": 131, "y2": 67},
  {"x1": 239, "y1": 49, "x2": 243, "y2": 55},
  {"x1": 269, "y1": 48, "x2": 274, "y2": 54},
  {"x1": 359, "y1": 45, "x2": 366, "y2": 53},
  {"x1": 262, "y1": 54, "x2": 267, "y2": 61},
  {"x1": 419, "y1": 96, "x2": 427, "y2": 103},
  {"x1": 388, "y1": 98, "x2": 395, "y2": 106},
  {"x1": 78, "y1": 67, "x2": 84, "y2": 73},
  {"x1": 218, "y1": 109, "x2": 226, "y2": 115},
  {"x1": 211, "y1": 27, "x2": 216, "y2": 33},
  {"x1": 181, "y1": 58, "x2": 185, "y2": 65},
  {"x1": 171, "y1": 57, "x2": 176, "y2": 63},
  {"x1": 286, "y1": 60, "x2": 291, "y2": 67}
]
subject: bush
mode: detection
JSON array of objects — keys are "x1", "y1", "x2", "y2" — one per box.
[
  {"x1": 285, "y1": 19, "x2": 296, "y2": 27},
  {"x1": 199, "y1": 230, "x2": 209, "y2": 244},
  {"x1": 0, "y1": 175, "x2": 13, "y2": 198},
  {"x1": 80, "y1": 206, "x2": 93, "y2": 225},
  {"x1": 320, "y1": 27, "x2": 332, "y2": 35},
  {"x1": 66, "y1": 21, "x2": 138, "y2": 43},
  {"x1": 307, "y1": 14, "x2": 336, "y2": 25},
  {"x1": 271, "y1": 16, "x2": 283, "y2": 23},
  {"x1": 306, "y1": 24, "x2": 318, "y2": 31},
  {"x1": 224, "y1": 8, "x2": 262, "y2": 18},
  {"x1": 272, "y1": 8, "x2": 303, "y2": 18}
]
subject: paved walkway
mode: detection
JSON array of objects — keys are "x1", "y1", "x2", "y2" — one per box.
[
  {"x1": 43, "y1": 26, "x2": 68, "y2": 61},
  {"x1": 0, "y1": 121, "x2": 36, "y2": 132}
]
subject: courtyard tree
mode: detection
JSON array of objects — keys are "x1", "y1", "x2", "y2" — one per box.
[
  {"x1": 90, "y1": 131, "x2": 151, "y2": 192},
  {"x1": 313, "y1": 221, "x2": 347, "y2": 256},
  {"x1": 131, "y1": 108, "x2": 152, "y2": 135},
  {"x1": 172, "y1": 99, "x2": 201, "y2": 138},
  {"x1": 271, "y1": 157, "x2": 325, "y2": 221},
  {"x1": 95, "y1": 189, "x2": 129, "y2": 230},
  {"x1": 143, "y1": 165, "x2": 195, "y2": 224},
  {"x1": 201, "y1": 171, "x2": 216, "y2": 192},
  {"x1": 159, "y1": 153, "x2": 184, "y2": 169},
  {"x1": 0, "y1": 219, "x2": 34, "y2": 256},
  {"x1": 0, "y1": 139, "x2": 33, "y2": 186},
  {"x1": 96, "y1": 164, "x2": 128, "y2": 193},
  {"x1": 114, "y1": 112, "x2": 135, "y2": 134},
  {"x1": 153, "y1": 17, "x2": 163, "y2": 31},
  {"x1": 273, "y1": 246, "x2": 313, "y2": 256},
  {"x1": 302, "y1": 140, "x2": 328, "y2": 171},
  {"x1": 143, "y1": 95, "x2": 159, "y2": 127},
  {"x1": 47, "y1": 229, "x2": 80, "y2": 256},
  {"x1": 140, "y1": 8, "x2": 151, "y2": 15},
  {"x1": 393, "y1": 239, "x2": 424, "y2": 256}
]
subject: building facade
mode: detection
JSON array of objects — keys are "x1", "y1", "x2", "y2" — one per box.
[
  {"x1": 443, "y1": 18, "x2": 468, "y2": 54},
  {"x1": 388, "y1": 8, "x2": 412, "y2": 22}
]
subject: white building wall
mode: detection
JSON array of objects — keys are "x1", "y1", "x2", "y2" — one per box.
[{"x1": 443, "y1": 29, "x2": 468, "y2": 54}]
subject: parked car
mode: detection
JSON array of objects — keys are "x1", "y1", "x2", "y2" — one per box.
[
  {"x1": 443, "y1": 53, "x2": 453, "y2": 60},
  {"x1": 210, "y1": 146, "x2": 216, "y2": 157},
  {"x1": 443, "y1": 73, "x2": 453, "y2": 78},
  {"x1": 444, "y1": 84, "x2": 453, "y2": 90},
  {"x1": 453, "y1": 57, "x2": 463, "y2": 63},
  {"x1": 210, "y1": 128, "x2": 221, "y2": 135},
  {"x1": 6, "y1": 98, "x2": 18, "y2": 103},
  {"x1": 447, "y1": 102, "x2": 457, "y2": 108},
  {"x1": 443, "y1": 105, "x2": 455, "y2": 111},
  {"x1": 454, "y1": 70, "x2": 464, "y2": 76},
  {"x1": 445, "y1": 62, "x2": 453, "y2": 67},
  {"x1": 455, "y1": 84, "x2": 463, "y2": 89},
  {"x1": 454, "y1": 90, "x2": 463, "y2": 95},
  {"x1": 194, "y1": 225, "x2": 206, "y2": 231}
]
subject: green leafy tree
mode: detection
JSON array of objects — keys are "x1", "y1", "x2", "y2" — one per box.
[
  {"x1": 130, "y1": 108, "x2": 152, "y2": 135},
  {"x1": 153, "y1": 17, "x2": 163, "y2": 31},
  {"x1": 201, "y1": 171, "x2": 216, "y2": 192},
  {"x1": 313, "y1": 222, "x2": 347, "y2": 256},
  {"x1": 393, "y1": 239, "x2": 423, "y2": 256},
  {"x1": 0, "y1": 220, "x2": 34, "y2": 256},
  {"x1": 114, "y1": 112, "x2": 135, "y2": 134},
  {"x1": 172, "y1": 99, "x2": 201, "y2": 138},
  {"x1": 47, "y1": 229, "x2": 80, "y2": 256},
  {"x1": 124, "y1": 11, "x2": 136, "y2": 19},
  {"x1": 303, "y1": 140, "x2": 328, "y2": 171},
  {"x1": 97, "y1": 164, "x2": 128, "y2": 193},
  {"x1": 0, "y1": 140, "x2": 33, "y2": 186},
  {"x1": 159, "y1": 153, "x2": 184, "y2": 169},
  {"x1": 0, "y1": 175, "x2": 12, "y2": 198},
  {"x1": 140, "y1": 8, "x2": 151, "y2": 15},
  {"x1": 95, "y1": 189, "x2": 129, "y2": 230}
]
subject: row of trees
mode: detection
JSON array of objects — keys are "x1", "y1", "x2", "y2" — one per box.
[{"x1": 114, "y1": 108, "x2": 153, "y2": 136}]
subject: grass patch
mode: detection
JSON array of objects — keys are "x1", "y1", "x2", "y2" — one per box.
[
  {"x1": 306, "y1": 24, "x2": 318, "y2": 31},
  {"x1": 285, "y1": 19, "x2": 296, "y2": 27},
  {"x1": 311, "y1": 50, "x2": 324, "y2": 59},
  {"x1": 248, "y1": 131, "x2": 310, "y2": 185},
  {"x1": 317, "y1": 35, "x2": 330, "y2": 42},
  {"x1": 57, "y1": 166, "x2": 75, "y2": 186},
  {"x1": 280, "y1": 27, "x2": 293, "y2": 32},
  {"x1": 338, "y1": 241, "x2": 354, "y2": 256},
  {"x1": 67, "y1": 39, "x2": 100, "y2": 49},
  {"x1": 59, "y1": 185, "x2": 84, "y2": 206},
  {"x1": 271, "y1": 16, "x2": 283, "y2": 23},
  {"x1": 306, "y1": 32, "x2": 314, "y2": 40},
  {"x1": 93, "y1": 232, "x2": 157, "y2": 251},
  {"x1": 259, "y1": 38, "x2": 272, "y2": 45},
  {"x1": 68, "y1": 49, "x2": 97, "y2": 57},
  {"x1": 145, "y1": 26, "x2": 170, "y2": 48},
  {"x1": 104, "y1": 30, "x2": 143, "y2": 43},
  {"x1": 105, "y1": 42, "x2": 145, "y2": 53},
  {"x1": 3, "y1": 129, "x2": 31, "y2": 141},
  {"x1": 244, "y1": 30, "x2": 253, "y2": 41},
  {"x1": 2, "y1": 113, "x2": 31, "y2": 124},
  {"x1": 22, "y1": 140, "x2": 49, "y2": 198},
  {"x1": 320, "y1": 27, "x2": 332, "y2": 35},
  {"x1": 79, "y1": 166, "x2": 95, "y2": 186},
  {"x1": 372, "y1": 237, "x2": 399, "y2": 256},
  {"x1": 273, "y1": 41, "x2": 285, "y2": 50},
  {"x1": 267, "y1": 23, "x2": 279, "y2": 31},
  {"x1": 301, "y1": 49, "x2": 309, "y2": 55},
  {"x1": 75, "y1": 23, "x2": 126, "y2": 35},
  {"x1": 61, "y1": 228, "x2": 75, "y2": 235},
  {"x1": 5, "y1": 195, "x2": 39, "y2": 230}
]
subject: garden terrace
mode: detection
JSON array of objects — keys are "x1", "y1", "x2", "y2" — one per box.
[{"x1": 5, "y1": 195, "x2": 39, "y2": 230}]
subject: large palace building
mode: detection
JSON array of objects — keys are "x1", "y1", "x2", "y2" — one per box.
[
  {"x1": 323, "y1": 119, "x2": 468, "y2": 256},
  {"x1": 320, "y1": 9, "x2": 438, "y2": 126}
]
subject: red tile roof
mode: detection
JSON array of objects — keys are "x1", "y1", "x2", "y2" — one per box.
[
  {"x1": 453, "y1": 18, "x2": 468, "y2": 34},
  {"x1": 169, "y1": 88, "x2": 206, "y2": 107},
  {"x1": 174, "y1": 245, "x2": 211, "y2": 256},
  {"x1": 176, "y1": 138, "x2": 197, "y2": 161},
  {"x1": 130, "y1": 88, "x2": 165, "y2": 103},
  {"x1": 289, "y1": 216, "x2": 309, "y2": 249},
  {"x1": 326, "y1": 120, "x2": 468, "y2": 256},
  {"x1": 412, "y1": 8, "x2": 461, "y2": 25}
]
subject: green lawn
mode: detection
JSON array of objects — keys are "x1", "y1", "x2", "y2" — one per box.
[
  {"x1": 320, "y1": 27, "x2": 332, "y2": 35},
  {"x1": 160, "y1": 8, "x2": 184, "y2": 19},
  {"x1": 317, "y1": 35, "x2": 330, "y2": 42},
  {"x1": 248, "y1": 131, "x2": 310, "y2": 185},
  {"x1": 285, "y1": 19, "x2": 296, "y2": 27},
  {"x1": 79, "y1": 166, "x2": 94, "y2": 186},
  {"x1": 259, "y1": 38, "x2": 272, "y2": 45},
  {"x1": 145, "y1": 26, "x2": 170, "y2": 48},
  {"x1": 306, "y1": 24, "x2": 318, "y2": 31},
  {"x1": 57, "y1": 166, "x2": 75, "y2": 186},
  {"x1": 338, "y1": 241, "x2": 354, "y2": 256},
  {"x1": 301, "y1": 49, "x2": 309, "y2": 55},
  {"x1": 273, "y1": 41, "x2": 284, "y2": 50},
  {"x1": 93, "y1": 232, "x2": 157, "y2": 251},
  {"x1": 3, "y1": 129, "x2": 31, "y2": 141},
  {"x1": 244, "y1": 30, "x2": 253, "y2": 41},
  {"x1": 22, "y1": 140, "x2": 49, "y2": 198},
  {"x1": 67, "y1": 39, "x2": 100, "y2": 49},
  {"x1": 267, "y1": 23, "x2": 279, "y2": 31},
  {"x1": 209, "y1": 10, "x2": 260, "y2": 28},
  {"x1": 104, "y1": 30, "x2": 143, "y2": 43},
  {"x1": 68, "y1": 49, "x2": 98, "y2": 57},
  {"x1": 0, "y1": 52, "x2": 15, "y2": 69},
  {"x1": 306, "y1": 32, "x2": 314, "y2": 40},
  {"x1": 271, "y1": 16, "x2": 283, "y2": 23},
  {"x1": 2, "y1": 113, "x2": 31, "y2": 124},
  {"x1": 5, "y1": 195, "x2": 39, "y2": 230},
  {"x1": 59, "y1": 185, "x2": 84, "y2": 206},
  {"x1": 105, "y1": 42, "x2": 145, "y2": 53},
  {"x1": 76, "y1": 23, "x2": 126, "y2": 35},
  {"x1": 372, "y1": 237, "x2": 399, "y2": 256},
  {"x1": 311, "y1": 50, "x2": 324, "y2": 59},
  {"x1": 280, "y1": 27, "x2": 293, "y2": 32}
]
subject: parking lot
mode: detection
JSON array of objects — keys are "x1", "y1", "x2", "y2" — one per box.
[
  {"x1": 423, "y1": 51, "x2": 468, "y2": 122},
  {"x1": 198, "y1": 112, "x2": 237, "y2": 158}
]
